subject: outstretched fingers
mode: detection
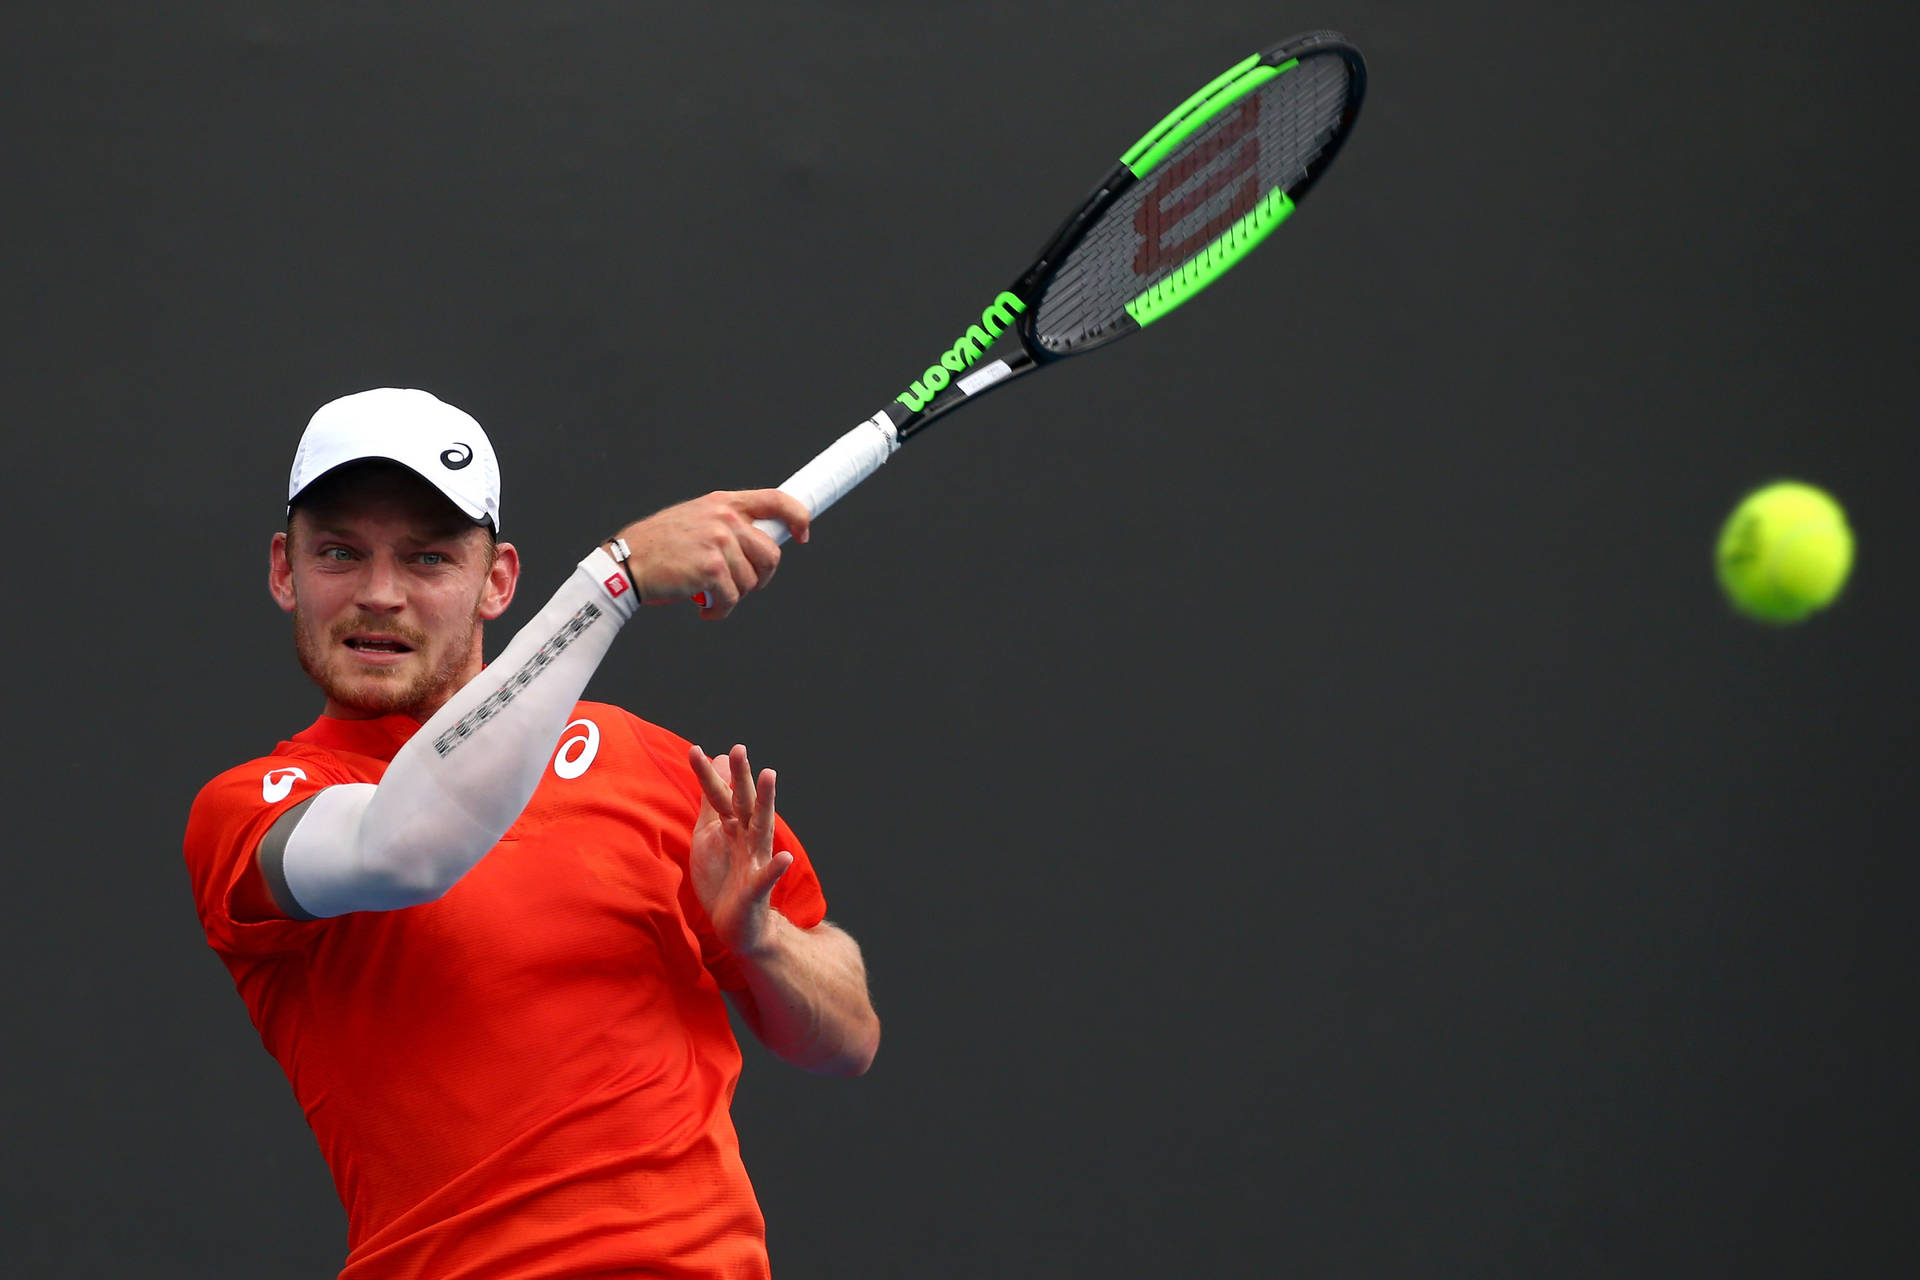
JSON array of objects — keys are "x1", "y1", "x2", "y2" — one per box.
[
  {"x1": 728, "y1": 747, "x2": 779, "y2": 850},
  {"x1": 690, "y1": 745, "x2": 736, "y2": 816},
  {"x1": 691, "y1": 745, "x2": 779, "y2": 848},
  {"x1": 727, "y1": 745, "x2": 756, "y2": 823},
  {"x1": 750, "y1": 849, "x2": 794, "y2": 903},
  {"x1": 748, "y1": 764, "x2": 778, "y2": 853}
]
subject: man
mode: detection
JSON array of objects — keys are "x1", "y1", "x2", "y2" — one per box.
[{"x1": 184, "y1": 388, "x2": 880, "y2": 1279}]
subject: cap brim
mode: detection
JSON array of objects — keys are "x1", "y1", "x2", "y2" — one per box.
[{"x1": 289, "y1": 455, "x2": 493, "y2": 527}]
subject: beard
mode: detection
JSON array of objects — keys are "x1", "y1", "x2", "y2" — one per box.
[{"x1": 292, "y1": 604, "x2": 481, "y2": 719}]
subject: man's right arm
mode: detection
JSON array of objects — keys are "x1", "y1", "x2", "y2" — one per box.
[{"x1": 254, "y1": 490, "x2": 810, "y2": 921}]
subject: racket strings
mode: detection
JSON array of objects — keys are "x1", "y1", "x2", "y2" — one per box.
[{"x1": 1032, "y1": 54, "x2": 1356, "y2": 353}]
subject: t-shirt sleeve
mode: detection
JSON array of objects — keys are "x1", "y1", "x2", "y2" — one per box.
[{"x1": 183, "y1": 756, "x2": 342, "y2": 957}]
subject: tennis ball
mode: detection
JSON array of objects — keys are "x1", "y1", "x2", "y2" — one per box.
[{"x1": 1715, "y1": 481, "x2": 1853, "y2": 623}]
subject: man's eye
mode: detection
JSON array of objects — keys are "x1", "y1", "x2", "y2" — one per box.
[
  {"x1": 417, "y1": 552, "x2": 446, "y2": 566},
  {"x1": 322, "y1": 547, "x2": 353, "y2": 562}
]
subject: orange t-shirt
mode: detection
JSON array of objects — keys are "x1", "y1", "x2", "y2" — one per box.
[{"x1": 183, "y1": 702, "x2": 827, "y2": 1280}]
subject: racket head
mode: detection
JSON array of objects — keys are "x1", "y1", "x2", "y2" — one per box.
[{"x1": 1017, "y1": 31, "x2": 1365, "y2": 358}]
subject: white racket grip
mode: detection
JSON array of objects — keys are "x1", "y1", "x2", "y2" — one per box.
[
  {"x1": 754, "y1": 412, "x2": 900, "y2": 545},
  {"x1": 692, "y1": 413, "x2": 898, "y2": 607}
]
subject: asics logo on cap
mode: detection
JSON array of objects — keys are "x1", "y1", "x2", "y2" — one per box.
[{"x1": 440, "y1": 442, "x2": 474, "y2": 469}]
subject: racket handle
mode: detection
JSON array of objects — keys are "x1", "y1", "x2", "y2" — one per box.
[
  {"x1": 693, "y1": 412, "x2": 898, "y2": 605},
  {"x1": 762, "y1": 411, "x2": 900, "y2": 542},
  {"x1": 748, "y1": 516, "x2": 792, "y2": 545}
]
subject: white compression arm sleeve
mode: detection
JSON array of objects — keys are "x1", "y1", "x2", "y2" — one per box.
[{"x1": 279, "y1": 548, "x2": 640, "y2": 918}]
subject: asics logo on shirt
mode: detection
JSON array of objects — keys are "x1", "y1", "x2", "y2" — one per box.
[
  {"x1": 262, "y1": 767, "x2": 308, "y2": 803},
  {"x1": 554, "y1": 719, "x2": 600, "y2": 780}
]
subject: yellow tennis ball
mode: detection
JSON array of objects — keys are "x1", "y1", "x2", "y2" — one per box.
[{"x1": 1715, "y1": 481, "x2": 1854, "y2": 623}]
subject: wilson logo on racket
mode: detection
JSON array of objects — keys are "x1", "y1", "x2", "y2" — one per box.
[
  {"x1": 1134, "y1": 94, "x2": 1263, "y2": 277},
  {"x1": 896, "y1": 291, "x2": 1026, "y2": 412}
]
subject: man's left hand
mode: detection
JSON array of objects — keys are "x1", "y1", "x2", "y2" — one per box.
[{"x1": 688, "y1": 743, "x2": 792, "y2": 958}]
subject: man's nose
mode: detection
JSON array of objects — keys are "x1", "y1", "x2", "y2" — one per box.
[{"x1": 357, "y1": 553, "x2": 407, "y2": 612}]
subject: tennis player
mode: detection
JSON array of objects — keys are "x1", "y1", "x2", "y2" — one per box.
[{"x1": 184, "y1": 388, "x2": 880, "y2": 1279}]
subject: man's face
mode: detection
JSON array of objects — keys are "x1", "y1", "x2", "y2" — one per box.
[{"x1": 269, "y1": 464, "x2": 518, "y2": 720}]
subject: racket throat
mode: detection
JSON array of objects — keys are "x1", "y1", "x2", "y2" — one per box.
[
  {"x1": 893, "y1": 290, "x2": 1029, "y2": 413},
  {"x1": 893, "y1": 314, "x2": 1036, "y2": 441}
]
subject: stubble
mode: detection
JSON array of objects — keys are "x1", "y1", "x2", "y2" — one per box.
[{"x1": 292, "y1": 603, "x2": 481, "y2": 719}]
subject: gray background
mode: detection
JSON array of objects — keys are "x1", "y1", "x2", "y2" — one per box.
[{"x1": 4, "y1": 1, "x2": 1916, "y2": 1275}]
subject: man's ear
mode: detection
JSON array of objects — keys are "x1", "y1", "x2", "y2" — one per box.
[
  {"x1": 269, "y1": 531, "x2": 297, "y2": 614},
  {"x1": 479, "y1": 541, "x2": 520, "y2": 621}
]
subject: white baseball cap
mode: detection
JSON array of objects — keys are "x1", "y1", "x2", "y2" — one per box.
[{"x1": 288, "y1": 388, "x2": 502, "y2": 531}]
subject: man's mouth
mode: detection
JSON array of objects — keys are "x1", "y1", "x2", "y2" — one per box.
[{"x1": 343, "y1": 636, "x2": 416, "y2": 655}]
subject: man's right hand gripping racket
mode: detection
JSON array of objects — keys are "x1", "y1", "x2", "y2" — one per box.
[{"x1": 696, "y1": 31, "x2": 1365, "y2": 603}]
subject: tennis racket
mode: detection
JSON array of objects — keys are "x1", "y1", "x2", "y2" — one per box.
[{"x1": 697, "y1": 30, "x2": 1365, "y2": 602}]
